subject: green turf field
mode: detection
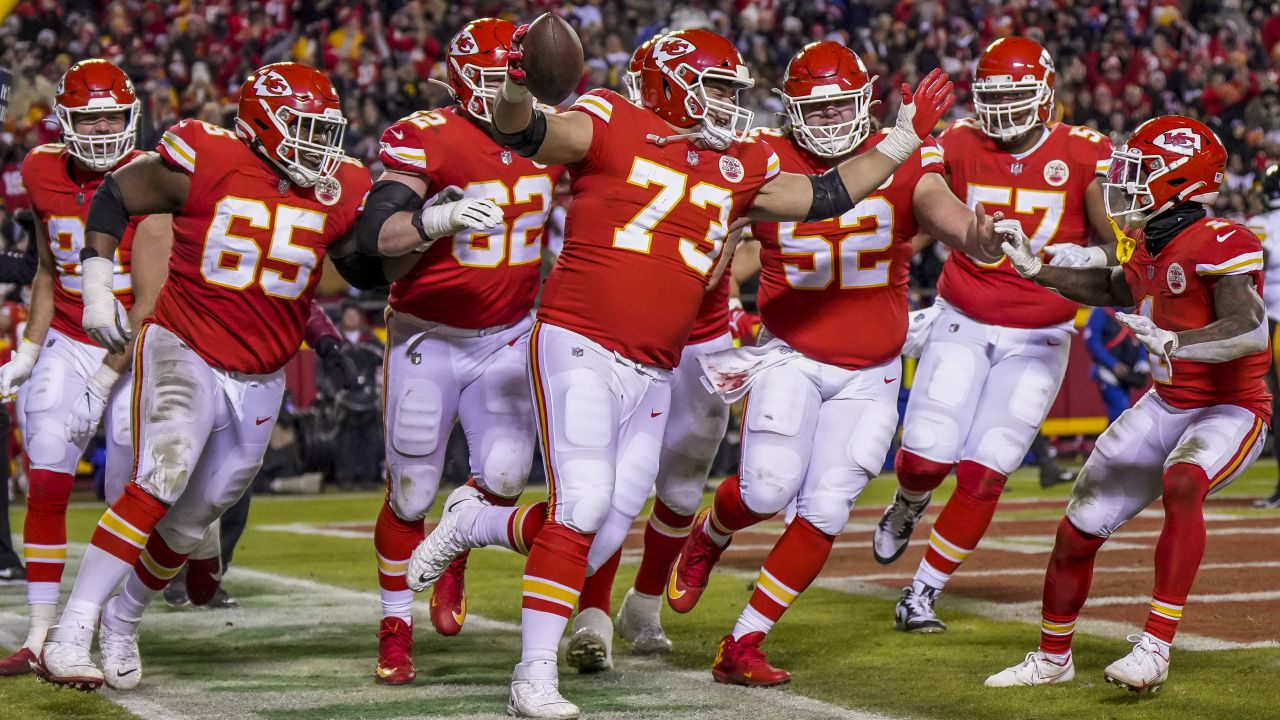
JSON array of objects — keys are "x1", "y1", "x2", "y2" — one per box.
[{"x1": 3, "y1": 460, "x2": 1280, "y2": 720}]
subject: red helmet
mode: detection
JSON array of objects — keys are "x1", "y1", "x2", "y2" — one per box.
[
  {"x1": 640, "y1": 29, "x2": 754, "y2": 149},
  {"x1": 972, "y1": 36, "x2": 1055, "y2": 141},
  {"x1": 1104, "y1": 115, "x2": 1226, "y2": 223},
  {"x1": 54, "y1": 59, "x2": 140, "y2": 172},
  {"x1": 781, "y1": 42, "x2": 875, "y2": 158},
  {"x1": 446, "y1": 18, "x2": 514, "y2": 123},
  {"x1": 624, "y1": 33, "x2": 665, "y2": 105},
  {"x1": 235, "y1": 62, "x2": 347, "y2": 188}
]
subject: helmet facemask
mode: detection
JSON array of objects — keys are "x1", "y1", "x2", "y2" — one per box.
[
  {"x1": 1102, "y1": 147, "x2": 1216, "y2": 226},
  {"x1": 267, "y1": 102, "x2": 347, "y2": 188},
  {"x1": 972, "y1": 79, "x2": 1051, "y2": 142},
  {"x1": 783, "y1": 82, "x2": 874, "y2": 158},
  {"x1": 684, "y1": 67, "x2": 754, "y2": 150},
  {"x1": 450, "y1": 57, "x2": 506, "y2": 123},
  {"x1": 55, "y1": 100, "x2": 140, "y2": 172},
  {"x1": 623, "y1": 69, "x2": 643, "y2": 105}
]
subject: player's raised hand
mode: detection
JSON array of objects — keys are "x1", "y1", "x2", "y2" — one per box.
[
  {"x1": 507, "y1": 24, "x2": 529, "y2": 86},
  {"x1": 997, "y1": 219, "x2": 1042, "y2": 278},
  {"x1": 0, "y1": 339, "x2": 39, "y2": 398},
  {"x1": 81, "y1": 256, "x2": 132, "y2": 354},
  {"x1": 1115, "y1": 312, "x2": 1178, "y2": 361},
  {"x1": 901, "y1": 69, "x2": 954, "y2": 140}
]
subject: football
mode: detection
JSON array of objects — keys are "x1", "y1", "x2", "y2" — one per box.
[{"x1": 519, "y1": 12, "x2": 583, "y2": 105}]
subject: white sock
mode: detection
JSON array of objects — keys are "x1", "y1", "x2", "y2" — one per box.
[
  {"x1": 22, "y1": 603, "x2": 56, "y2": 652},
  {"x1": 899, "y1": 488, "x2": 930, "y2": 503},
  {"x1": 731, "y1": 605, "x2": 773, "y2": 640},
  {"x1": 102, "y1": 573, "x2": 157, "y2": 636},
  {"x1": 58, "y1": 546, "x2": 136, "y2": 628},
  {"x1": 381, "y1": 589, "x2": 414, "y2": 623},
  {"x1": 627, "y1": 589, "x2": 661, "y2": 618},
  {"x1": 26, "y1": 580, "x2": 59, "y2": 606},
  {"x1": 704, "y1": 521, "x2": 732, "y2": 548},
  {"x1": 913, "y1": 563, "x2": 949, "y2": 591},
  {"x1": 520, "y1": 608, "x2": 568, "y2": 665},
  {"x1": 190, "y1": 524, "x2": 221, "y2": 561},
  {"x1": 472, "y1": 506, "x2": 521, "y2": 550},
  {"x1": 1043, "y1": 649, "x2": 1071, "y2": 665}
]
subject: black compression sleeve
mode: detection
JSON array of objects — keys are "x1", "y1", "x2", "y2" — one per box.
[
  {"x1": 331, "y1": 252, "x2": 390, "y2": 290},
  {"x1": 491, "y1": 109, "x2": 547, "y2": 158},
  {"x1": 355, "y1": 180, "x2": 425, "y2": 256},
  {"x1": 85, "y1": 174, "x2": 130, "y2": 243},
  {"x1": 805, "y1": 169, "x2": 856, "y2": 222}
]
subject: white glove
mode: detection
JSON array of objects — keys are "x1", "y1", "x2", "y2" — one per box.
[
  {"x1": 0, "y1": 338, "x2": 40, "y2": 397},
  {"x1": 997, "y1": 219, "x2": 1042, "y2": 278},
  {"x1": 1115, "y1": 312, "x2": 1179, "y2": 363},
  {"x1": 902, "y1": 305, "x2": 940, "y2": 359},
  {"x1": 417, "y1": 186, "x2": 504, "y2": 242},
  {"x1": 69, "y1": 363, "x2": 120, "y2": 441},
  {"x1": 1045, "y1": 244, "x2": 1109, "y2": 269},
  {"x1": 81, "y1": 256, "x2": 131, "y2": 354}
]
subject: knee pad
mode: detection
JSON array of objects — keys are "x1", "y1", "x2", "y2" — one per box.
[
  {"x1": 739, "y1": 450, "x2": 804, "y2": 516},
  {"x1": 388, "y1": 380, "x2": 445, "y2": 457},
  {"x1": 901, "y1": 411, "x2": 962, "y2": 463},
  {"x1": 25, "y1": 425, "x2": 74, "y2": 472},
  {"x1": 845, "y1": 404, "x2": 899, "y2": 478},
  {"x1": 972, "y1": 425, "x2": 1029, "y2": 475},
  {"x1": 560, "y1": 490, "x2": 612, "y2": 535},
  {"x1": 895, "y1": 449, "x2": 953, "y2": 493},
  {"x1": 388, "y1": 463, "x2": 441, "y2": 520},
  {"x1": 655, "y1": 471, "x2": 704, "y2": 516},
  {"x1": 955, "y1": 460, "x2": 1007, "y2": 503},
  {"x1": 798, "y1": 471, "x2": 863, "y2": 536},
  {"x1": 476, "y1": 434, "x2": 534, "y2": 499}
]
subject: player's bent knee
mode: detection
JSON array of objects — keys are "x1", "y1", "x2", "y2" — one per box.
[
  {"x1": 900, "y1": 411, "x2": 961, "y2": 462},
  {"x1": 656, "y1": 472, "x2": 704, "y2": 516},
  {"x1": 562, "y1": 492, "x2": 612, "y2": 534},
  {"x1": 137, "y1": 433, "x2": 200, "y2": 504},
  {"x1": 25, "y1": 428, "x2": 75, "y2": 473},
  {"x1": 478, "y1": 437, "x2": 534, "y2": 499},
  {"x1": 388, "y1": 463, "x2": 441, "y2": 521},
  {"x1": 1161, "y1": 463, "x2": 1210, "y2": 505},
  {"x1": 388, "y1": 381, "x2": 445, "y2": 457},
  {"x1": 896, "y1": 449, "x2": 953, "y2": 492}
]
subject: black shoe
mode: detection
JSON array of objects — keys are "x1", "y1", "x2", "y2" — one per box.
[
  {"x1": 1040, "y1": 467, "x2": 1075, "y2": 489},
  {"x1": 0, "y1": 564, "x2": 25, "y2": 583},
  {"x1": 163, "y1": 567, "x2": 192, "y2": 608},
  {"x1": 1254, "y1": 492, "x2": 1280, "y2": 509},
  {"x1": 199, "y1": 587, "x2": 240, "y2": 610}
]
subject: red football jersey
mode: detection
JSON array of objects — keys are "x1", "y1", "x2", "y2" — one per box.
[
  {"x1": 936, "y1": 120, "x2": 1113, "y2": 328},
  {"x1": 687, "y1": 269, "x2": 731, "y2": 345},
  {"x1": 752, "y1": 129, "x2": 942, "y2": 369},
  {"x1": 153, "y1": 119, "x2": 371, "y2": 374},
  {"x1": 538, "y1": 89, "x2": 780, "y2": 369},
  {"x1": 22, "y1": 144, "x2": 142, "y2": 345},
  {"x1": 1123, "y1": 217, "x2": 1271, "y2": 422},
  {"x1": 379, "y1": 107, "x2": 565, "y2": 329}
]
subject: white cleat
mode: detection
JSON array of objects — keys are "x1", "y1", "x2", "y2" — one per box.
[
  {"x1": 615, "y1": 588, "x2": 672, "y2": 655},
  {"x1": 508, "y1": 660, "x2": 580, "y2": 719},
  {"x1": 566, "y1": 607, "x2": 614, "y2": 673},
  {"x1": 408, "y1": 485, "x2": 487, "y2": 593},
  {"x1": 1104, "y1": 634, "x2": 1169, "y2": 694},
  {"x1": 35, "y1": 622, "x2": 103, "y2": 691},
  {"x1": 99, "y1": 604, "x2": 143, "y2": 692},
  {"x1": 985, "y1": 650, "x2": 1075, "y2": 687}
]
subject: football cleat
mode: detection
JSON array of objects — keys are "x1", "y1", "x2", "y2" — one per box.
[
  {"x1": 566, "y1": 607, "x2": 613, "y2": 674},
  {"x1": 0, "y1": 647, "x2": 35, "y2": 676},
  {"x1": 711, "y1": 632, "x2": 791, "y2": 687},
  {"x1": 615, "y1": 589, "x2": 672, "y2": 655},
  {"x1": 407, "y1": 485, "x2": 486, "y2": 593},
  {"x1": 35, "y1": 622, "x2": 103, "y2": 691},
  {"x1": 667, "y1": 509, "x2": 727, "y2": 614},
  {"x1": 374, "y1": 616, "x2": 415, "y2": 685},
  {"x1": 895, "y1": 584, "x2": 947, "y2": 633},
  {"x1": 163, "y1": 567, "x2": 192, "y2": 608},
  {"x1": 985, "y1": 650, "x2": 1075, "y2": 687},
  {"x1": 872, "y1": 491, "x2": 930, "y2": 565},
  {"x1": 509, "y1": 660, "x2": 580, "y2": 719},
  {"x1": 185, "y1": 556, "x2": 223, "y2": 607},
  {"x1": 99, "y1": 622, "x2": 142, "y2": 691},
  {"x1": 430, "y1": 552, "x2": 468, "y2": 636},
  {"x1": 1253, "y1": 492, "x2": 1280, "y2": 509},
  {"x1": 1104, "y1": 634, "x2": 1169, "y2": 694}
]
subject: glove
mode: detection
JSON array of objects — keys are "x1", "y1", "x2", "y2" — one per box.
[
  {"x1": 507, "y1": 24, "x2": 529, "y2": 86},
  {"x1": 81, "y1": 256, "x2": 131, "y2": 353},
  {"x1": 417, "y1": 187, "x2": 504, "y2": 243},
  {"x1": 875, "y1": 68, "x2": 955, "y2": 164},
  {"x1": 997, "y1": 219, "x2": 1042, "y2": 278},
  {"x1": 902, "y1": 305, "x2": 941, "y2": 358},
  {"x1": 0, "y1": 338, "x2": 40, "y2": 397},
  {"x1": 313, "y1": 335, "x2": 360, "y2": 391},
  {"x1": 1045, "y1": 244, "x2": 1108, "y2": 269},
  {"x1": 727, "y1": 299, "x2": 760, "y2": 345},
  {"x1": 1115, "y1": 312, "x2": 1179, "y2": 364},
  {"x1": 69, "y1": 364, "x2": 119, "y2": 441}
]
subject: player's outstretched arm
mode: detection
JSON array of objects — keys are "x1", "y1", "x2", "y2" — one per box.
[
  {"x1": 490, "y1": 25, "x2": 593, "y2": 166},
  {"x1": 912, "y1": 173, "x2": 1001, "y2": 262},
  {"x1": 749, "y1": 69, "x2": 954, "y2": 222},
  {"x1": 1141, "y1": 274, "x2": 1267, "y2": 361},
  {"x1": 1001, "y1": 221, "x2": 1134, "y2": 307},
  {"x1": 356, "y1": 171, "x2": 503, "y2": 257}
]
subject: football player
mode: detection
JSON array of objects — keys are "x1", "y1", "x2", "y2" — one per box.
[
  {"x1": 1246, "y1": 164, "x2": 1280, "y2": 508},
  {"x1": 360, "y1": 18, "x2": 564, "y2": 685},
  {"x1": 34, "y1": 62, "x2": 496, "y2": 691},
  {"x1": 872, "y1": 36, "x2": 1118, "y2": 632},
  {"x1": 406, "y1": 27, "x2": 958, "y2": 718},
  {"x1": 0, "y1": 59, "x2": 171, "y2": 677},
  {"x1": 988, "y1": 116, "x2": 1267, "y2": 693},
  {"x1": 664, "y1": 41, "x2": 1000, "y2": 685}
]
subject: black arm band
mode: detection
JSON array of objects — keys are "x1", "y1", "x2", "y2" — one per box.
[
  {"x1": 805, "y1": 169, "x2": 856, "y2": 222},
  {"x1": 491, "y1": 108, "x2": 547, "y2": 158},
  {"x1": 331, "y1": 252, "x2": 390, "y2": 290},
  {"x1": 355, "y1": 180, "x2": 426, "y2": 256},
  {"x1": 84, "y1": 173, "x2": 130, "y2": 247}
]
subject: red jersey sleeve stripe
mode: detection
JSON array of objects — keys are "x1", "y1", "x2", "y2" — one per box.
[
  {"x1": 1195, "y1": 252, "x2": 1264, "y2": 276},
  {"x1": 158, "y1": 132, "x2": 196, "y2": 173},
  {"x1": 572, "y1": 94, "x2": 613, "y2": 123}
]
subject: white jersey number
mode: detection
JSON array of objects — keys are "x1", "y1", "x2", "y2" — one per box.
[
  {"x1": 613, "y1": 158, "x2": 731, "y2": 275},
  {"x1": 778, "y1": 197, "x2": 894, "y2": 290},
  {"x1": 201, "y1": 197, "x2": 323, "y2": 300},
  {"x1": 453, "y1": 174, "x2": 555, "y2": 268},
  {"x1": 966, "y1": 185, "x2": 1066, "y2": 268}
]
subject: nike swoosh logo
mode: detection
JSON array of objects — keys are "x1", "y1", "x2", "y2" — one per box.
[
  {"x1": 116, "y1": 669, "x2": 137, "y2": 677},
  {"x1": 651, "y1": 411, "x2": 664, "y2": 418},
  {"x1": 255, "y1": 416, "x2": 272, "y2": 425},
  {"x1": 453, "y1": 597, "x2": 467, "y2": 626},
  {"x1": 390, "y1": 128, "x2": 404, "y2": 140},
  {"x1": 667, "y1": 568, "x2": 685, "y2": 600},
  {"x1": 883, "y1": 377, "x2": 897, "y2": 384},
  {"x1": 376, "y1": 666, "x2": 397, "y2": 678},
  {"x1": 1217, "y1": 232, "x2": 1235, "y2": 242}
]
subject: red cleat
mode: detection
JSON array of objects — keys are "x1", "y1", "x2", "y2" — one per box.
[
  {"x1": 0, "y1": 647, "x2": 35, "y2": 676},
  {"x1": 666, "y1": 509, "x2": 727, "y2": 614},
  {"x1": 375, "y1": 616, "x2": 415, "y2": 685},
  {"x1": 430, "y1": 551, "x2": 468, "y2": 636},
  {"x1": 711, "y1": 632, "x2": 791, "y2": 687},
  {"x1": 186, "y1": 557, "x2": 223, "y2": 606}
]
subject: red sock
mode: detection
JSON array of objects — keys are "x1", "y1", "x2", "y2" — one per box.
[
  {"x1": 579, "y1": 549, "x2": 621, "y2": 614},
  {"x1": 22, "y1": 469, "x2": 75, "y2": 585},
  {"x1": 467, "y1": 477, "x2": 519, "y2": 507},
  {"x1": 507, "y1": 501, "x2": 548, "y2": 555},
  {"x1": 917, "y1": 461, "x2": 1006, "y2": 586},
  {"x1": 709, "y1": 475, "x2": 771, "y2": 536},
  {"x1": 89, "y1": 484, "x2": 168, "y2": 565},
  {"x1": 522, "y1": 522, "x2": 592, "y2": 618},
  {"x1": 134, "y1": 530, "x2": 189, "y2": 591},
  {"x1": 895, "y1": 449, "x2": 953, "y2": 495},
  {"x1": 1144, "y1": 463, "x2": 1211, "y2": 644},
  {"x1": 735, "y1": 517, "x2": 835, "y2": 637},
  {"x1": 634, "y1": 500, "x2": 694, "y2": 597},
  {"x1": 1039, "y1": 517, "x2": 1107, "y2": 655},
  {"x1": 375, "y1": 499, "x2": 424, "y2": 593}
]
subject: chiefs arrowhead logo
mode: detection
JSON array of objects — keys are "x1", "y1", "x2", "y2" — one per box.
[
  {"x1": 252, "y1": 70, "x2": 294, "y2": 98},
  {"x1": 652, "y1": 37, "x2": 696, "y2": 64},
  {"x1": 450, "y1": 30, "x2": 477, "y2": 56},
  {"x1": 1153, "y1": 128, "x2": 1202, "y2": 157}
]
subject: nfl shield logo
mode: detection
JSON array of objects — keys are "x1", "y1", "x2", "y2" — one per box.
[
  {"x1": 501, "y1": 149, "x2": 513, "y2": 165},
  {"x1": 687, "y1": 150, "x2": 700, "y2": 166},
  {"x1": 1009, "y1": 162, "x2": 1024, "y2": 176}
]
